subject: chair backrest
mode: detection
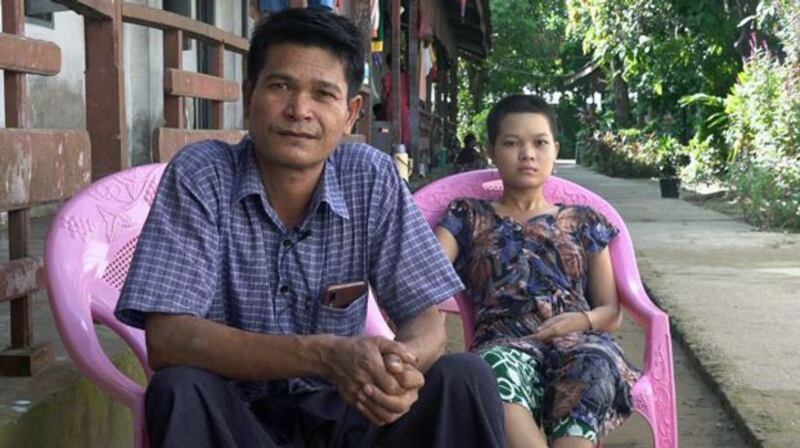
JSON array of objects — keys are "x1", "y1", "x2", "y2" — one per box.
[
  {"x1": 46, "y1": 163, "x2": 167, "y2": 408},
  {"x1": 413, "y1": 169, "x2": 650, "y2": 347},
  {"x1": 46, "y1": 162, "x2": 395, "y2": 409}
]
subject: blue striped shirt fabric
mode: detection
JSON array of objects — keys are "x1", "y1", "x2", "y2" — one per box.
[{"x1": 115, "y1": 136, "x2": 463, "y2": 400}]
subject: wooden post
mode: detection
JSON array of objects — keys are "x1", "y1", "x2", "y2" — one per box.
[
  {"x1": 448, "y1": 59, "x2": 459, "y2": 151},
  {"x1": 0, "y1": 0, "x2": 55, "y2": 376},
  {"x1": 440, "y1": 57, "x2": 450, "y2": 156},
  {"x1": 7, "y1": 211, "x2": 32, "y2": 349},
  {"x1": 3, "y1": 0, "x2": 30, "y2": 350},
  {"x1": 390, "y1": 0, "x2": 401, "y2": 147},
  {"x1": 425, "y1": 52, "x2": 434, "y2": 161},
  {"x1": 164, "y1": 29, "x2": 184, "y2": 128},
  {"x1": 3, "y1": 0, "x2": 26, "y2": 128},
  {"x1": 349, "y1": 0, "x2": 373, "y2": 142},
  {"x1": 84, "y1": 0, "x2": 128, "y2": 180},
  {"x1": 408, "y1": 0, "x2": 420, "y2": 172},
  {"x1": 209, "y1": 44, "x2": 225, "y2": 129}
]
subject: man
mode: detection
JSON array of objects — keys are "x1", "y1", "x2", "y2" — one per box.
[
  {"x1": 455, "y1": 133, "x2": 480, "y2": 168},
  {"x1": 115, "y1": 8, "x2": 504, "y2": 448}
]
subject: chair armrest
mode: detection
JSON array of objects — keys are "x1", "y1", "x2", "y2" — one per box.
[
  {"x1": 610, "y1": 232, "x2": 666, "y2": 328},
  {"x1": 609, "y1": 231, "x2": 673, "y2": 377},
  {"x1": 49, "y1": 298, "x2": 146, "y2": 411},
  {"x1": 437, "y1": 297, "x2": 460, "y2": 314},
  {"x1": 93, "y1": 302, "x2": 154, "y2": 380}
]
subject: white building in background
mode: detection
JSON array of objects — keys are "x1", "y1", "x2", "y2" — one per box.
[{"x1": 4, "y1": 0, "x2": 249, "y2": 167}]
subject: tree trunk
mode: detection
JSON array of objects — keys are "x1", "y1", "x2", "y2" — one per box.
[
  {"x1": 467, "y1": 61, "x2": 486, "y2": 115},
  {"x1": 612, "y1": 60, "x2": 631, "y2": 127}
]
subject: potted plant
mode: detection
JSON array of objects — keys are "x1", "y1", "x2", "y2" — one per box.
[{"x1": 655, "y1": 136, "x2": 688, "y2": 198}]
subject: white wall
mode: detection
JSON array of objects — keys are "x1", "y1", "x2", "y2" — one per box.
[
  {"x1": 124, "y1": 0, "x2": 165, "y2": 166},
  {"x1": 217, "y1": 0, "x2": 245, "y2": 129},
  {"x1": 0, "y1": 9, "x2": 86, "y2": 130}
]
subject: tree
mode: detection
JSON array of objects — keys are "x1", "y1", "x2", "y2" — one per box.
[
  {"x1": 566, "y1": 0, "x2": 743, "y2": 135},
  {"x1": 458, "y1": 0, "x2": 591, "y2": 148}
]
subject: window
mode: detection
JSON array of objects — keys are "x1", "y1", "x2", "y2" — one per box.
[
  {"x1": 195, "y1": 0, "x2": 216, "y2": 129},
  {"x1": 163, "y1": 0, "x2": 193, "y2": 50},
  {"x1": 25, "y1": 0, "x2": 66, "y2": 29}
]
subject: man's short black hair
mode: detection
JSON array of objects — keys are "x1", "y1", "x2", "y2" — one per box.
[
  {"x1": 464, "y1": 132, "x2": 477, "y2": 146},
  {"x1": 248, "y1": 8, "x2": 365, "y2": 99},
  {"x1": 486, "y1": 94, "x2": 559, "y2": 146}
]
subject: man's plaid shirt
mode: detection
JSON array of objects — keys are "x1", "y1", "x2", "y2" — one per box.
[{"x1": 115, "y1": 136, "x2": 463, "y2": 401}]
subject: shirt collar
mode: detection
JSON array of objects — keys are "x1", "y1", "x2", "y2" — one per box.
[{"x1": 233, "y1": 137, "x2": 350, "y2": 221}]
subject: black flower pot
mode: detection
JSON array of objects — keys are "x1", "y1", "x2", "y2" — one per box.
[{"x1": 659, "y1": 177, "x2": 681, "y2": 198}]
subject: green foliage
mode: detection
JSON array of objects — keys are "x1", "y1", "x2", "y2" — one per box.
[
  {"x1": 455, "y1": 0, "x2": 800, "y2": 230},
  {"x1": 724, "y1": 54, "x2": 795, "y2": 162},
  {"x1": 723, "y1": 1, "x2": 800, "y2": 230},
  {"x1": 457, "y1": 0, "x2": 590, "y2": 152},
  {"x1": 677, "y1": 93, "x2": 730, "y2": 176},
  {"x1": 731, "y1": 157, "x2": 800, "y2": 230},
  {"x1": 578, "y1": 127, "x2": 660, "y2": 178},
  {"x1": 553, "y1": 95, "x2": 584, "y2": 159},
  {"x1": 481, "y1": 0, "x2": 584, "y2": 97},
  {"x1": 567, "y1": 1, "x2": 741, "y2": 106},
  {"x1": 680, "y1": 135, "x2": 726, "y2": 183}
]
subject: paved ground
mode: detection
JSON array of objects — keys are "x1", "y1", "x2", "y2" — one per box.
[
  {"x1": 551, "y1": 161, "x2": 799, "y2": 447},
  {"x1": 3, "y1": 160, "x2": 797, "y2": 447}
]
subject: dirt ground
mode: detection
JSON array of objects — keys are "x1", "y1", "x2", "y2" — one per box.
[{"x1": 444, "y1": 313, "x2": 752, "y2": 447}]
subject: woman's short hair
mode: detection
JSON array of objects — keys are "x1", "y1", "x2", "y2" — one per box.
[{"x1": 487, "y1": 94, "x2": 559, "y2": 145}]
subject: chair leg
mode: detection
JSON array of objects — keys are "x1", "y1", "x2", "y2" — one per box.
[
  {"x1": 134, "y1": 402, "x2": 149, "y2": 448},
  {"x1": 638, "y1": 319, "x2": 679, "y2": 448},
  {"x1": 632, "y1": 376, "x2": 678, "y2": 448}
]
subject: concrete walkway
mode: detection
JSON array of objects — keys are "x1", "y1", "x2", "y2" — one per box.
[{"x1": 555, "y1": 161, "x2": 800, "y2": 447}]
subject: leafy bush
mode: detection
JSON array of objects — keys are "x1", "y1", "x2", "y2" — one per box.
[
  {"x1": 731, "y1": 156, "x2": 800, "y2": 230},
  {"x1": 577, "y1": 128, "x2": 661, "y2": 178},
  {"x1": 722, "y1": 1, "x2": 800, "y2": 230},
  {"x1": 681, "y1": 135, "x2": 725, "y2": 184},
  {"x1": 724, "y1": 53, "x2": 798, "y2": 162},
  {"x1": 677, "y1": 94, "x2": 731, "y2": 180}
]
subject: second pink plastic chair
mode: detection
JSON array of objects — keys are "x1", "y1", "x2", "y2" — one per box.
[{"x1": 413, "y1": 169, "x2": 678, "y2": 448}]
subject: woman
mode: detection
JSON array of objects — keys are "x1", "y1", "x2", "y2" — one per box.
[{"x1": 436, "y1": 95, "x2": 639, "y2": 448}]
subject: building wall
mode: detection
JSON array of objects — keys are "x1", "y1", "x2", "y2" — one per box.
[
  {"x1": 1, "y1": 1, "x2": 246, "y2": 168},
  {"x1": 217, "y1": 0, "x2": 246, "y2": 130},
  {"x1": 125, "y1": 0, "x2": 165, "y2": 166},
  {"x1": 124, "y1": 0, "x2": 247, "y2": 166},
  {"x1": 0, "y1": 9, "x2": 88, "y2": 221},
  {"x1": 0, "y1": 8, "x2": 85, "y2": 130},
  {"x1": 23, "y1": 10, "x2": 87, "y2": 131}
]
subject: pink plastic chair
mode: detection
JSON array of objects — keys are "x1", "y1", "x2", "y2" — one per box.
[
  {"x1": 413, "y1": 169, "x2": 678, "y2": 448},
  {"x1": 45, "y1": 163, "x2": 393, "y2": 448}
]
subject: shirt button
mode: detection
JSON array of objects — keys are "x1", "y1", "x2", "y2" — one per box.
[
  {"x1": 283, "y1": 239, "x2": 292, "y2": 247},
  {"x1": 279, "y1": 285, "x2": 289, "y2": 293}
]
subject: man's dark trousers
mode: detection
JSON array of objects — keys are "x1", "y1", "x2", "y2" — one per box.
[{"x1": 145, "y1": 352, "x2": 505, "y2": 447}]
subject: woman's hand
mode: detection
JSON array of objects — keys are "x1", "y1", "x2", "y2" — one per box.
[{"x1": 529, "y1": 312, "x2": 591, "y2": 342}]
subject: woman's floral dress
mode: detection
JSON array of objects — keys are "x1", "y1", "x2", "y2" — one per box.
[{"x1": 440, "y1": 198, "x2": 640, "y2": 438}]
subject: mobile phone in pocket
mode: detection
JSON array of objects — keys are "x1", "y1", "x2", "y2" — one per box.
[{"x1": 322, "y1": 281, "x2": 368, "y2": 309}]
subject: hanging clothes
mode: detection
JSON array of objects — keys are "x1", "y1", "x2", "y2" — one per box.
[
  {"x1": 371, "y1": 0, "x2": 384, "y2": 52},
  {"x1": 419, "y1": 42, "x2": 434, "y2": 102},
  {"x1": 371, "y1": 0, "x2": 380, "y2": 38}
]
